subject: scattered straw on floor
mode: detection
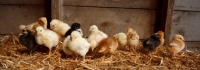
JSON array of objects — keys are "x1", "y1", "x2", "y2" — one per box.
[{"x1": 0, "y1": 35, "x2": 200, "y2": 70}]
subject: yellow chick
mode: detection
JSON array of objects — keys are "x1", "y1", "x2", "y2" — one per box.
[
  {"x1": 87, "y1": 25, "x2": 108, "y2": 51},
  {"x1": 50, "y1": 19, "x2": 71, "y2": 36},
  {"x1": 35, "y1": 26, "x2": 59, "y2": 55},
  {"x1": 113, "y1": 32, "x2": 127, "y2": 50},
  {"x1": 62, "y1": 36, "x2": 74, "y2": 56},
  {"x1": 157, "y1": 31, "x2": 165, "y2": 47},
  {"x1": 92, "y1": 37, "x2": 118, "y2": 59},
  {"x1": 127, "y1": 28, "x2": 140, "y2": 52},
  {"x1": 167, "y1": 34, "x2": 185, "y2": 58},
  {"x1": 67, "y1": 31, "x2": 90, "y2": 62}
]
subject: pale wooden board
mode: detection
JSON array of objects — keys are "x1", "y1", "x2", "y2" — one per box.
[
  {"x1": 0, "y1": 5, "x2": 47, "y2": 34},
  {"x1": 185, "y1": 42, "x2": 200, "y2": 52},
  {"x1": 170, "y1": 11, "x2": 200, "y2": 41},
  {"x1": 174, "y1": 0, "x2": 200, "y2": 11},
  {"x1": 0, "y1": 0, "x2": 48, "y2": 5},
  {"x1": 63, "y1": 0, "x2": 157, "y2": 9},
  {"x1": 62, "y1": 6, "x2": 156, "y2": 39}
]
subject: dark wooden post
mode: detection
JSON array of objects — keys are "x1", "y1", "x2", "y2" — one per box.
[
  {"x1": 51, "y1": 0, "x2": 63, "y2": 20},
  {"x1": 164, "y1": 0, "x2": 175, "y2": 45}
]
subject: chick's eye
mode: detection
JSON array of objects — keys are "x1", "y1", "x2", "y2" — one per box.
[{"x1": 40, "y1": 30, "x2": 42, "y2": 32}]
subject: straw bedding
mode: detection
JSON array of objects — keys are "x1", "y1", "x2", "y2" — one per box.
[{"x1": 0, "y1": 35, "x2": 200, "y2": 70}]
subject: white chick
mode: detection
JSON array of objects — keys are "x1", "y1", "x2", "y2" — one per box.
[
  {"x1": 36, "y1": 26, "x2": 59, "y2": 55},
  {"x1": 87, "y1": 25, "x2": 108, "y2": 51},
  {"x1": 50, "y1": 19, "x2": 71, "y2": 36},
  {"x1": 114, "y1": 32, "x2": 127, "y2": 50},
  {"x1": 127, "y1": 28, "x2": 140, "y2": 52},
  {"x1": 67, "y1": 31, "x2": 90, "y2": 61},
  {"x1": 62, "y1": 36, "x2": 74, "y2": 56}
]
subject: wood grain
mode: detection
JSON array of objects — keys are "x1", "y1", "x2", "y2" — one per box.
[
  {"x1": 63, "y1": 0, "x2": 157, "y2": 9},
  {"x1": 51, "y1": 0, "x2": 63, "y2": 20},
  {"x1": 0, "y1": 0, "x2": 49, "y2": 5},
  {"x1": 171, "y1": 11, "x2": 200, "y2": 41},
  {"x1": 0, "y1": 5, "x2": 47, "y2": 34},
  {"x1": 62, "y1": 6, "x2": 156, "y2": 39},
  {"x1": 174, "y1": 0, "x2": 200, "y2": 11}
]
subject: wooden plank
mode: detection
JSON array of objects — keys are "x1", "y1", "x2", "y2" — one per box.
[
  {"x1": 63, "y1": 0, "x2": 157, "y2": 9},
  {"x1": 0, "y1": 5, "x2": 47, "y2": 34},
  {"x1": 51, "y1": 0, "x2": 63, "y2": 20},
  {"x1": 0, "y1": 0, "x2": 49, "y2": 5},
  {"x1": 174, "y1": 0, "x2": 200, "y2": 11},
  {"x1": 62, "y1": 6, "x2": 156, "y2": 39},
  {"x1": 171, "y1": 11, "x2": 200, "y2": 41},
  {"x1": 185, "y1": 42, "x2": 200, "y2": 52},
  {"x1": 164, "y1": 0, "x2": 175, "y2": 45}
]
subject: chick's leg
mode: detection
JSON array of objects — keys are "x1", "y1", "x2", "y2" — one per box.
[{"x1": 48, "y1": 48, "x2": 51, "y2": 56}]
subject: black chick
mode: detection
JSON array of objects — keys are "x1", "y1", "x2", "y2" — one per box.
[
  {"x1": 64, "y1": 22, "x2": 82, "y2": 37},
  {"x1": 19, "y1": 29, "x2": 36, "y2": 52},
  {"x1": 143, "y1": 33, "x2": 161, "y2": 51}
]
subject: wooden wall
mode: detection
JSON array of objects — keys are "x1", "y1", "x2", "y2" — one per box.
[
  {"x1": 0, "y1": 0, "x2": 51, "y2": 34},
  {"x1": 172, "y1": 0, "x2": 200, "y2": 51},
  {"x1": 61, "y1": 0, "x2": 159, "y2": 39}
]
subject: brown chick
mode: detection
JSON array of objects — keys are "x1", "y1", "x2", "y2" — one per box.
[
  {"x1": 38, "y1": 17, "x2": 47, "y2": 29},
  {"x1": 92, "y1": 37, "x2": 118, "y2": 59},
  {"x1": 127, "y1": 28, "x2": 140, "y2": 52},
  {"x1": 167, "y1": 34, "x2": 185, "y2": 58},
  {"x1": 31, "y1": 17, "x2": 48, "y2": 35},
  {"x1": 157, "y1": 31, "x2": 165, "y2": 47}
]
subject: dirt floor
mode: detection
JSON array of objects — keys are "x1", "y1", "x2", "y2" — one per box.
[{"x1": 0, "y1": 35, "x2": 200, "y2": 70}]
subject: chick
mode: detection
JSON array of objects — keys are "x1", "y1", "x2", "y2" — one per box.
[
  {"x1": 19, "y1": 17, "x2": 47, "y2": 31},
  {"x1": 50, "y1": 19, "x2": 70, "y2": 36},
  {"x1": 143, "y1": 33, "x2": 161, "y2": 51},
  {"x1": 87, "y1": 25, "x2": 108, "y2": 51},
  {"x1": 38, "y1": 17, "x2": 48, "y2": 29},
  {"x1": 113, "y1": 32, "x2": 127, "y2": 50},
  {"x1": 67, "y1": 31, "x2": 90, "y2": 61},
  {"x1": 127, "y1": 28, "x2": 140, "y2": 52},
  {"x1": 19, "y1": 22, "x2": 37, "y2": 31},
  {"x1": 35, "y1": 26, "x2": 59, "y2": 55},
  {"x1": 167, "y1": 34, "x2": 185, "y2": 58},
  {"x1": 19, "y1": 28, "x2": 36, "y2": 52},
  {"x1": 31, "y1": 17, "x2": 48, "y2": 34},
  {"x1": 92, "y1": 37, "x2": 118, "y2": 59},
  {"x1": 157, "y1": 31, "x2": 165, "y2": 47},
  {"x1": 64, "y1": 22, "x2": 83, "y2": 37},
  {"x1": 62, "y1": 36, "x2": 74, "y2": 56}
]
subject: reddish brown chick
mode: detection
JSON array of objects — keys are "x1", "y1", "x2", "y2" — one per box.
[
  {"x1": 92, "y1": 37, "x2": 118, "y2": 58},
  {"x1": 157, "y1": 31, "x2": 165, "y2": 47}
]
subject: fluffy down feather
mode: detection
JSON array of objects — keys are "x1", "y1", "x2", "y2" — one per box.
[
  {"x1": 143, "y1": 33, "x2": 161, "y2": 51},
  {"x1": 157, "y1": 31, "x2": 165, "y2": 47},
  {"x1": 19, "y1": 29, "x2": 36, "y2": 51},
  {"x1": 19, "y1": 17, "x2": 47, "y2": 31},
  {"x1": 19, "y1": 22, "x2": 37, "y2": 31},
  {"x1": 114, "y1": 32, "x2": 127, "y2": 48},
  {"x1": 62, "y1": 36, "x2": 74, "y2": 55},
  {"x1": 35, "y1": 26, "x2": 59, "y2": 54},
  {"x1": 92, "y1": 37, "x2": 118, "y2": 58},
  {"x1": 50, "y1": 19, "x2": 70, "y2": 36},
  {"x1": 127, "y1": 28, "x2": 140, "y2": 52},
  {"x1": 87, "y1": 25, "x2": 108, "y2": 51},
  {"x1": 167, "y1": 34, "x2": 185, "y2": 57},
  {"x1": 64, "y1": 22, "x2": 83, "y2": 37},
  {"x1": 67, "y1": 31, "x2": 90, "y2": 61}
]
